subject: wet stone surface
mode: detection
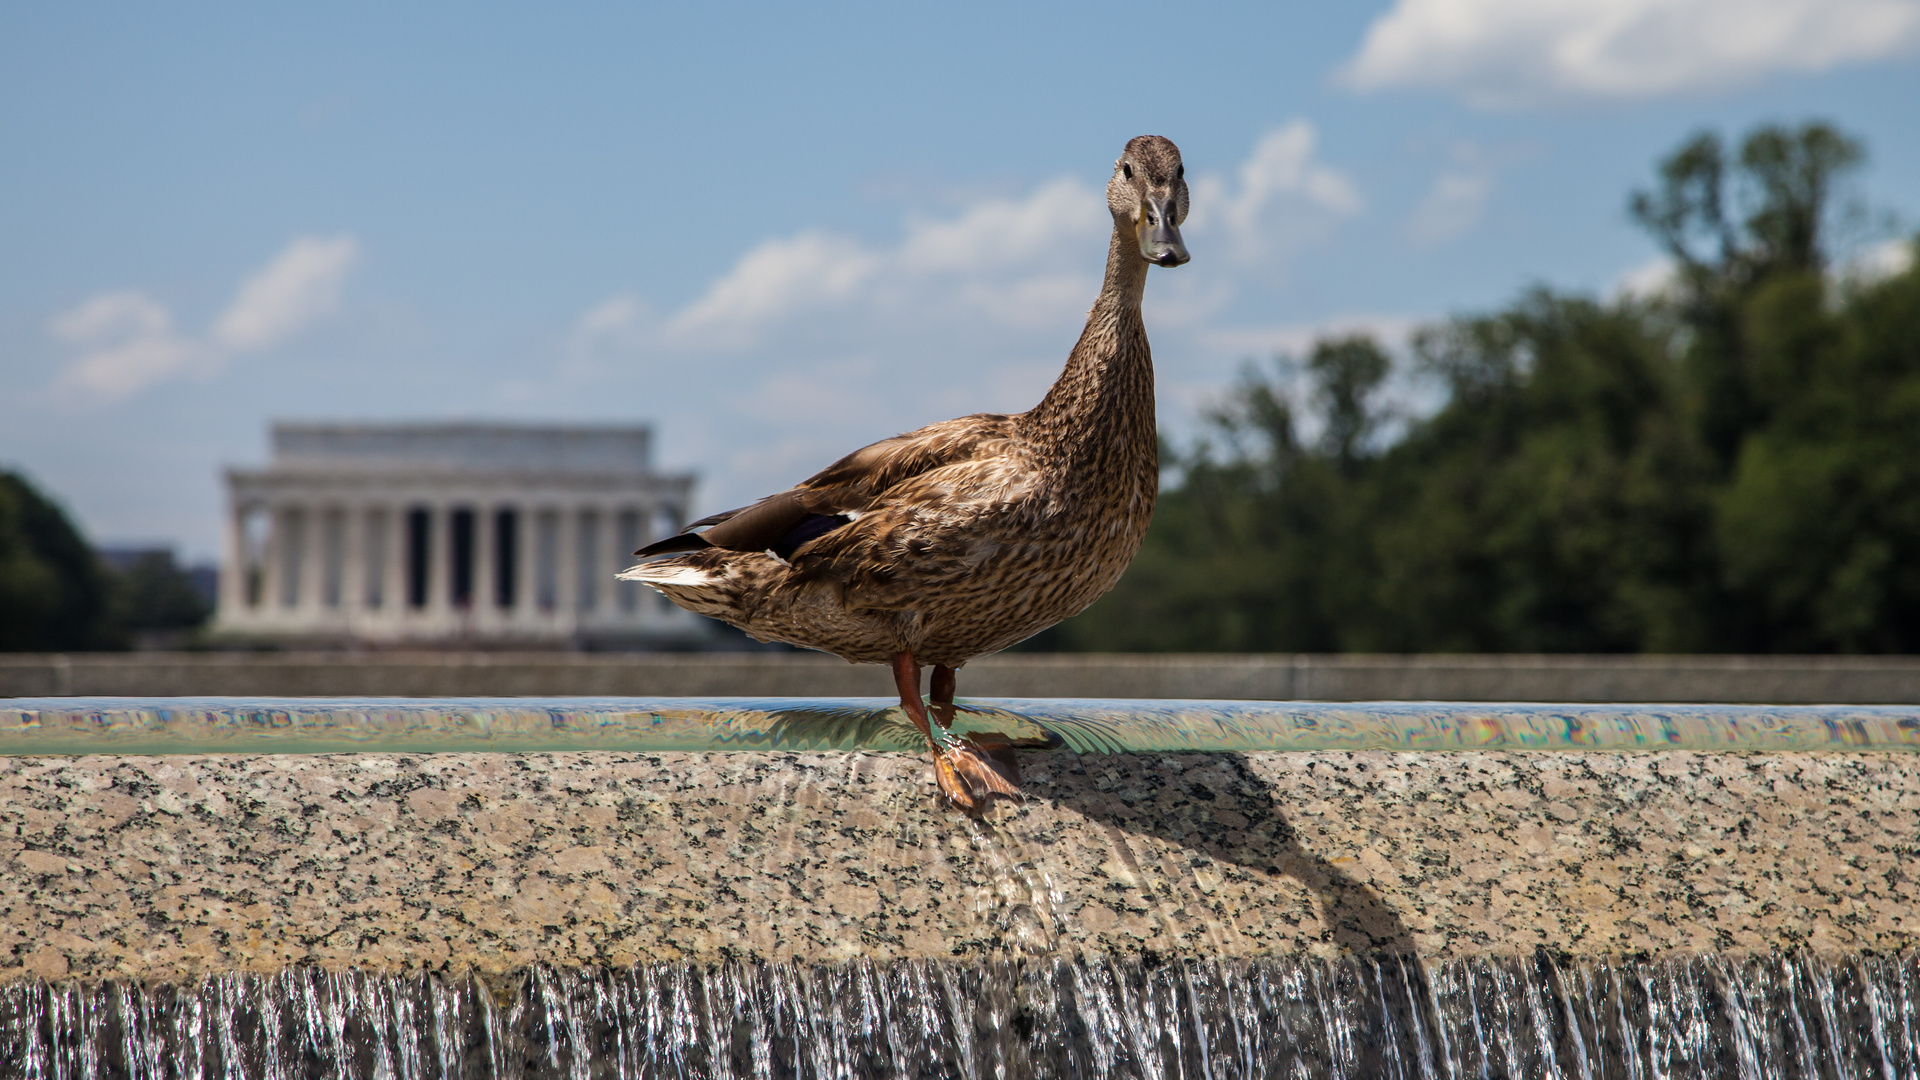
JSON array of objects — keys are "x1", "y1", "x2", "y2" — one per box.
[{"x1": 0, "y1": 750, "x2": 1916, "y2": 982}]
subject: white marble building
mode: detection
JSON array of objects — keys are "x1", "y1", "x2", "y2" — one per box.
[{"x1": 215, "y1": 422, "x2": 708, "y2": 646}]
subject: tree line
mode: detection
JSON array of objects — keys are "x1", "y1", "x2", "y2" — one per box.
[
  {"x1": 1033, "y1": 121, "x2": 1920, "y2": 654},
  {"x1": 0, "y1": 471, "x2": 209, "y2": 651}
]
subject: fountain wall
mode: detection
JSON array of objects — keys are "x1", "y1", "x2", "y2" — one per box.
[{"x1": 5, "y1": 740, "x2": 1915, "y2": 985}]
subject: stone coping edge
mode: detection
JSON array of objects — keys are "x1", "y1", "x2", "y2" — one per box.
[{"x1": 2, "y1": 749, "x2": 1914, "y2": 984}]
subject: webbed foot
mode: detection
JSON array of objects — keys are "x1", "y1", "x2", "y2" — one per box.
[
  {"x1": 933, "y1": 737, "x2": 1023, "y2": 815},
  {"x1": 898, "y1": 651, "x2": 1024, "y2": 814}
]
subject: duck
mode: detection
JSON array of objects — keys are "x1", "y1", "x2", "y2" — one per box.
[{"x1": 621, "y1": 135, "x2": 1190, "y2": 812}]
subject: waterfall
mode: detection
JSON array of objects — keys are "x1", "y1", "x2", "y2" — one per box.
[{"x1": 4, "y1": 952, "x2": 1916, "y2": 1079}]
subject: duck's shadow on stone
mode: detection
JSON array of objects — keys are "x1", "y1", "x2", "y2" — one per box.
[{"x1": 1025, "y1": 750, "x2": 1416, "y2": 958}]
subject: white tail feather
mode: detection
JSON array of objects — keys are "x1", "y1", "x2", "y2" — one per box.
[{"x1": 618, "y1": 563, "x2": 717, "y2": 587}]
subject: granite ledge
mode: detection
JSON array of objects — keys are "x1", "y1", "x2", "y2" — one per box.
[{"x1": 2, "y1": 749, "x2": 1916, "y2": 984}]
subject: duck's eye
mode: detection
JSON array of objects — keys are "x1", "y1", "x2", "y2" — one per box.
[
  {"x1": 1175, "y1": 164, "x2": 1184, "y2": 180},
  {"x1": 1122, "y1": 162, "x2": 1133, "y2": 180}
]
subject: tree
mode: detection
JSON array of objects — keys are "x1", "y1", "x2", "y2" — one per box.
[
  {"x1": 1629, "y1": 122, "x2": 1865, "y2": 466},
  {"x1": 0, "y1": 471, "x2": 111, "y2": 651},
  {"x1": 1358, "y1": 293, "x2": 1713, "y2": 652},
  {"x1": 1307, "y1": 335, "x2": 1392, "y2": 473},
  {"x1": 103, "y1": 550, "x2": 212, "y2": 645},
  {"x1": 1710, "y1": 241, "x2": 1920, "y2": 651}
]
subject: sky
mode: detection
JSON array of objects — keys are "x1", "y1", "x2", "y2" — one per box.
[{"x1": 3, "y1": 0, "x2": 1918, "y2": 563}]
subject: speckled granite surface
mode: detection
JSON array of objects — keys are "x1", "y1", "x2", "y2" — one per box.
[{"x1": 2, "y1": 750, "x2": 1916, "y2": 983}]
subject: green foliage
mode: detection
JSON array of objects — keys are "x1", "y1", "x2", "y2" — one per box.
[
  {"x1": 0, "y1": 471, "x2": 111, "y2": 651},
  {"x1": 104, "y1": 550, "x2": 213, "y2": 641},
  {"x1": 0, "y1": 473, "x2": 214, "y2": 651},
  {"x1": 1712, "y1": 255, "x2": 1920, "y2": 651},
  {"x1": 1033, "y1": 121, "x2": 1920, "y2": 654}
]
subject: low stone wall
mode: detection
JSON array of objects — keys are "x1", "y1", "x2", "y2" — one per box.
[
  {"x1": 4, "y1": 747, "x2": 1914, "y2": 984},
  {"x1": 9, "y1": 651, "x2": 1920, "y2": 701}
]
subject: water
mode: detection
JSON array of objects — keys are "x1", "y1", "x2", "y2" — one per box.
[
  {"x1": 3, "y1": 697, "x2": 1919, "y2": 756},
  {"x1": 4, "y1": 953, "x2": 1917, "y2": 1079}
]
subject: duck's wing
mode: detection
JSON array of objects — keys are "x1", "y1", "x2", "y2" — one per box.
[{"x1": 632, "y1": 413, "x2": 1016, "y2": 560}]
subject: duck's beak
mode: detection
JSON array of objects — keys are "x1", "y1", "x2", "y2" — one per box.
[{"x1": 1136, "y1": 196, "x2": 1189, "y2": 267}]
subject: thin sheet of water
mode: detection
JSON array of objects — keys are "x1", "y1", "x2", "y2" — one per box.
[{"x1": 3, "y1": 697, "x2": 1918, "y2": 755}]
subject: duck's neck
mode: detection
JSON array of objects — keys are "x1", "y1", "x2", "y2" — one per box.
[{"x1": 1026, "y1": 222, "x2": 1154, "y2": 448}]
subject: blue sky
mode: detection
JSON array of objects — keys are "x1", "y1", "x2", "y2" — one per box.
[{"x1": 4, "y1": 1, "x2": 1918, "y2": 562}]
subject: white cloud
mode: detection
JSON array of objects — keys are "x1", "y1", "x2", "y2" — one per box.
[
  {"x1": 1197, "y1": 314, "x2": 1424, "y2": 362},
  {"x1": 1341, "y1": 0, "x2": 1920, "y2": 106},
  {"x1": 897, "y1": 178, "x2": 1104, "y2": 273},
  {"x1": 52, "y1": 235, "x2": 359, "y2": 400},
  {"x1": 572, "y1": 293, "x2": 651, "y2": 343},
  {"x1": 209, "y1": 235, "x2": 358, "y2": 352},
  {"x1": 1228, "y1": 123, "x2": 1361, "y2": 219},
  {"x1": 1610, "y1": 238, "x2": 1916, "y2": 301},
  {"x1": 653, "y1": 180, "x2": 1116, "y2": 356},
  {"x1": 1408, "y1": 170, "x2": 1493, "y2": 246},
  {"x1": 642, "y1": 123, "x2": 1356, "y2": 359},
  {"x1": 667, "y1": 232, "x2": 881, "y2": 347},
  {"x1": 50, "y1": 292, "x2": 208, "y2": 398},
  {"x1": 1189, "y1": 122, "x2": 1363, "y2": 260},
  {"x1": 1844, "y1": 237, "x2": 1916, "y2": 283},
  {"x1": 1611, "y1": 254, "x2": 1681, "y2": 300},
  {"x1": 1403, "y1": 141, "x2": 1528, "y2": 247},
  {"x1": 557, "y1": 128, "x2": 1366, "y2": 510}
]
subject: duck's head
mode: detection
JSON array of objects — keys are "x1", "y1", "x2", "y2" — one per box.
[{"x1": 1108, "y1": 135, "x2": 1190, "y2": 268}]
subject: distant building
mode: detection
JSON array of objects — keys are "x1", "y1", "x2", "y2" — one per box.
[{"x1": 215, "y1": 422, "x2": 706, "y2": 647}]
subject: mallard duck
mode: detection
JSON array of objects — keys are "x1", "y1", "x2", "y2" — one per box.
[{"x1": 622, "y1": 135, "x2": 1190, "y2": 812}]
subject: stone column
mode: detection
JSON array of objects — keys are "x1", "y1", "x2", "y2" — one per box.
[
  {"x1": 300, "y1": 500, "x2": 325, "y2": 622},
  {"x1": 318, "y1": 505, "x2": 343, "y2": 613},
  {"x1": 500, "y1": 503, "x2": 524, "y2": 626},
  {"x1": 633, "y1": 497, "x2": 655, "y2": 551},
  {"x1": 593, "y1": 505, "x2": 613, "y2": 618},
  {"x1": 532, "y1": 508, "x2": 555, "y2": 615},
  {"x1": 218, "y1": 497, "x2": 251, "y2": 629},
  {"x1": 275, "y1": 502, "x2": 302, "y2": 615},
  {"x1": 613, "y1": 505, "x2": 638, "y2": 619},
  {"x1": 556, "y1": 503, "x2": 579, "y2": 633},
  {"x1": 426, "y1": 502, "x2": 451, "y2": 633},
  {"x1": 383, "y1": 504, "x2": 407, "y2": 626},
  {"x1": 607, "y1": 504, "x2": 623, "y2": 611},
  {"x1": 630, "y1": 497, "x2": 660, "y2": 626},
  {"x1": 360, "y1": 505, "x2": 383, "y2": 625},
  {"x1": 579, "y1": 506, "x2": 604, "y2": 619},
  {"x1": 342, "y1": 500, "x2": 368, "y2": 629},
  {"x1": 258, "y1": 501, "x2": 281, "y2": 624},
  {"x1": 474, "y1": 498, "x2": 497, "y2": 630}
]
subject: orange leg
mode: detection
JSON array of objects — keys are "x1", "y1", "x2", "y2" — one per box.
[
  {"x1": 892, "y1": 652, "x2": 1020, "y2": 813},
  {"x1": 891, "y1": 651, "x2": 939, "y2": 748},
  {"x1": 930, "y1": 664, "x2": 958, "y2": 720},
  {"x1": 934, "y1": 662, "x2": 1025, "y2": 783}
]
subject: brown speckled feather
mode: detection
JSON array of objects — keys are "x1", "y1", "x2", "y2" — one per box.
[{"x1": 622, "y1": 135, "x2": 1188, "y2": 669}]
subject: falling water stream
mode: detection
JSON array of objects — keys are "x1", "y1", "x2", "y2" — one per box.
[{"x1": 4, "y1": 953, "x2": 1918, "y2": 1079}]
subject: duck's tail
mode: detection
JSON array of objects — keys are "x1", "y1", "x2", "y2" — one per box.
[
  {"x1": 619, "y1": 556, "x2": 747, "y2": 617},
  {"x1": 617, "y1": 560, "x2": 719, "y2": 588}
]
